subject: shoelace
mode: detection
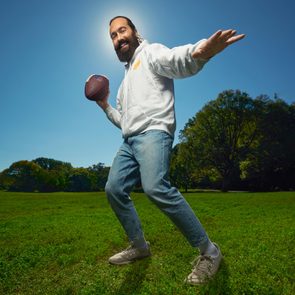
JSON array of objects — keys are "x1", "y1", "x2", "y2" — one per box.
[
  {"x1": 122, "y1": 245, "x2": 137, "y2": 257},
  {"x1": 191, "y1": 255, "x2": 213, "y2": 276}
]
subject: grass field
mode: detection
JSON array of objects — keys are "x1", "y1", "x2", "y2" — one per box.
[{"x1": 0, "y1": 191, "x2": 294, "y2": 295}]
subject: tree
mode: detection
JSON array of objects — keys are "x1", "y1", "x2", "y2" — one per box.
[
  {"x1": 66, "y1": 168, "x2": 93, "y2": 192},
  {"x1": 3, "y1": 161, "x2": 43, "y2": 192},
  {"x1": 32, "y1": 157, "x2": 73, "y2": 191},
  {"x1": 180, "y1": 90, "x2": 259, "y2": 191},
  {"x1": 0, "y1": 168, "x2": 14, "y2": 190},
  {"x1": 240, "y1": 97, "x2": 295, "y2": 190},
  {"x1": 0, "y1": 158, "x2": 111, "y2": 192},
  {"x1": 170, "y1": 144, "x2": 192, "y2": 192},
  {"x1": 33, "y1": 157, "x2": 71, "y2": 171},
  {"x1": 87, "y1": 163, "x2": 109, "y2": 191}
]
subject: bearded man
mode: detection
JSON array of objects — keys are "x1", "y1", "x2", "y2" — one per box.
[{"x1": 96, "y1": 16, "x2": 244, "y2": 285}]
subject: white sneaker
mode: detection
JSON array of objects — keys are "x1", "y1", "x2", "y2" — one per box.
[
  {"x1": 186, "y1": 243, "x2": 222, "y2": 285},
  {"x1": 108, "y1": 242, "x2": 151, "y2": 265}
]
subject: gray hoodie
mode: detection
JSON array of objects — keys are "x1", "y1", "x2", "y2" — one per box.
[{"x1": 104, "y1": 39, "x2": 208, "y2": 138}]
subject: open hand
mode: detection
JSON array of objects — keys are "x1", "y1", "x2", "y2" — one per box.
[{"x1": 192, "y1": 30, "x2": 245, "y2": 60}]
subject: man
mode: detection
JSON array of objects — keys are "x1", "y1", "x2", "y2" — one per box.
[{"x1": 96, "y1": 16, "x2": 245, "y2": 285}]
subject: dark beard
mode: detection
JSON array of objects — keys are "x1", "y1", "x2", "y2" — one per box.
[{"x1": 115, "y1": 35, "x2": 140, "y2": 62}]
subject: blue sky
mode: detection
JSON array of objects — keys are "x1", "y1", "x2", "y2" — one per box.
[{"x1": 0, "y1": 0, "x2": 294, "y2": 172}]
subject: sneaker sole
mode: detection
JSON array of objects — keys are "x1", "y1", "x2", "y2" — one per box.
[{"x1": 109, "y1": 253, "x2": 151, "y2": 265}]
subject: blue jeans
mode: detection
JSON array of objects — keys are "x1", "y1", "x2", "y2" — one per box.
[{"x1": 105, "y1": 130, "x2": 209, "y2": 247}]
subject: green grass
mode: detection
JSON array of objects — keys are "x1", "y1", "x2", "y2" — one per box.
[{"x1": 0, "y1": 191, "x2": 294, "y2": 295}]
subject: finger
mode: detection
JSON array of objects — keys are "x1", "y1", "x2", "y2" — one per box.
[
  {"x1": 208, "y1": 30, "x2": 222, "y2": 42},
  {"x1": 226, "y1": 34, "x2": 246, "y2": 45},
  {"x1": 220, "y1": 29, "x2": 236, "y2": 41}
]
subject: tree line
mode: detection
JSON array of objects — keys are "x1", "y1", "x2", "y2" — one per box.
[
  {"x1": 0, "y1": 158, "x2": 109, "y2": 192},
  {"x1": 170, "y1": 90, "x2": 295, "y2": 191},
  {"x1": 0, "y1": 90, "x2": 294, "y2": 192}
]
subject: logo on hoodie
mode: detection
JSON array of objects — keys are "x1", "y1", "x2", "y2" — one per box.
[{"x1": 133, "y1": 59, "x2": 141, "y2": 70}]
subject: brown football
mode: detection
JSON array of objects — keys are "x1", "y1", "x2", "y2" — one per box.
[{"x1": 84, "y1": 74, "x2": 109, "y2": 101}]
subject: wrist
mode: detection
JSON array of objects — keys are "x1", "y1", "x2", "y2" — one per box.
[{"x1": 96, "y1": 100, "x2": 109, "y2": 111}]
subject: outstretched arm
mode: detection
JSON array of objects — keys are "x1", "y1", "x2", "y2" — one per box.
[{"x1": 192, "y1": 30, "x2": 245, "y2": 60}]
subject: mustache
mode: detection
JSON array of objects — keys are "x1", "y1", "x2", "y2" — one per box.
[{"x1": 115, "y1": 40, "x2": 129, "y2": 51}]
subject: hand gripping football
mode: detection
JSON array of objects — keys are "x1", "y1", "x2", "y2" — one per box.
[{"x1": 84, "y1": 74, "x2": 109, "y2": 101}]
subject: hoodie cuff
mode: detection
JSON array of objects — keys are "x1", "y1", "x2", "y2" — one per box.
[{"x1": 104, "y1": 104, "x2": 113, "y2": 115}]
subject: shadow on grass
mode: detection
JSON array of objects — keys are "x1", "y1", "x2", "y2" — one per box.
[
  {"x1": 181, "y1": 190, "x2": 223, "y2": 194},
  {"x1": 115, "y1": 257, "x2": 151, "y2": 294},
  {"x1": 199, "y1": 259, "x2": 232, "y2": 295}
]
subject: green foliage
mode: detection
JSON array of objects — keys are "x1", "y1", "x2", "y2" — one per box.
[
  {"x1": 0, "y1": 191, "x2": 294, "y2": 294},
  {"x1": 240, "y1": 97, "x2": 295, "y2": 190},
  {"x1": 181, "y1": 90, "x2": 259, "y2": 191},
  {"x1": 3, "y1": 160, "x2": 43, "y2": 192},
  {"x1": 0, "y1": 158, "x2": 109, "y2": 192},
  {"x1": 1, "y1": 90, "x2": 294, "y2": 193},
  {"x1": 175, "y1": 90, "x2": 295, "y2": 191},
  {"x1": 170, "y1": 144, "x2": 194, "y2": 192},
  {"x1": 33, "y1": 157, "x2": 73, "y2": 171},
  {"x1": 67, "y1": 168, "x2": 93, "y2": 192},
  {"x1": 87, "y1": 163, "x2": 110, "y2": 192}
]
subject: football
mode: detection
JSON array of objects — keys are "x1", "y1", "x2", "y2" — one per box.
[{"x1": 84, "y1": 74, "x2": 109, "y2": 101}]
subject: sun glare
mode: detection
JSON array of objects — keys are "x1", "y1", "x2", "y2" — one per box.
[{"x1": 95, "y1": 7, "x2": 149, "y2": 62}]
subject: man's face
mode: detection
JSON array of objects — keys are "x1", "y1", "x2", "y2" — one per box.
[{"x1": 109, "y1": 17, "x2": 139, "y2": 63}]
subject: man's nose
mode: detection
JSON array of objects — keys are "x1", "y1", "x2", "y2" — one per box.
[{"x1": 117, "y1": 32, "x2": 124, "y2": 41}]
